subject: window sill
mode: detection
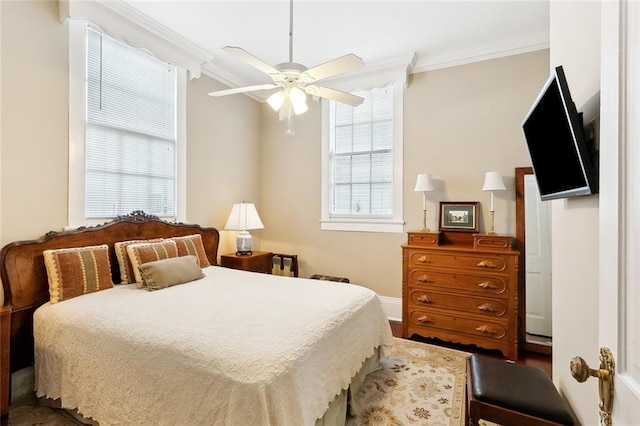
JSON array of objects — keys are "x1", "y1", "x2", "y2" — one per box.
[{"x1": 320, "y1": 219, "x2": 404, "y2": 233}]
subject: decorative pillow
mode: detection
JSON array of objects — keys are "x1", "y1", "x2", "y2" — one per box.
[
  {"x1": 168, "y1": 234, "x2": 211, "y2": 267},
  {"x1": 43, "y1": 244, "x2": 114, "y2": 303},
  {"x1": 126, "y1": 240, "x2": 179, "y2": 288},
  {"x1": 114, "y1": 238, "x2": 163, "y2": 284},
  {"x1": 138, "y1": 256, "x2": 204, "y2": 291}
]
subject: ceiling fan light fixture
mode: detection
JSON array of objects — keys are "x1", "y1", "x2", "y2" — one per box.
[
  {"x1": 267, "y1": 90, "x2": 286, "y2": 112},
  {"x1": 289, "y1": 87, "x2": 308, "y2": 115},
  {"x1": 207, "y1": 0, "x2": 365, "y2": 134}
]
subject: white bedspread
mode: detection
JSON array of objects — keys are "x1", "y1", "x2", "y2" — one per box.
[{"x1": 34, "y1": 266, "x2": 394, "y2": 426}]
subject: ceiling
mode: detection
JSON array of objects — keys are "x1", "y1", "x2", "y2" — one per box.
[{"x1": 123, "y1": 0, "x2": 549, "y2": 97}]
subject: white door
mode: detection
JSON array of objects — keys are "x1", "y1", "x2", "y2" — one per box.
[
  {"x1": 524, "y1": 175, "x2": 552, "y2": 337},
  {"x1": 598, "y1": 1, "x2": 640, "y2": 424}
]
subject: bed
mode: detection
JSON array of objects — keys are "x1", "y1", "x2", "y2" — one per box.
[{"x1": 1, "y1": 211, "x2": 394, "y2": 425}]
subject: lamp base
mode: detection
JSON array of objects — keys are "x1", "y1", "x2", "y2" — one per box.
[{"x1": 236, "y1": 231, "x2": 253, "y2": 255}]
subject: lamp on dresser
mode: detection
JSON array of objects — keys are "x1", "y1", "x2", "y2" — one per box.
[
  {"x1": 414, "y1": 173, "x2": 435, "y2": 231},
  {"x1": 224, "y1": 202, "x2": 264, "y2": 255},
  {"x1": 482, "y1": 171, "x2": 506, "y2": 235}
]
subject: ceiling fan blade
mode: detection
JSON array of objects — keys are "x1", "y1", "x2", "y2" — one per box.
[
  {"x1": 305, "y1": 85, "x2": 364, "y2": 107},
  {"x1": 223, "y1": 46, "x2": 281, "y2": 77},
  {"x1": 208, "y1": 84, "x2": 278, "y2": 97},
  {"x1": 300, "y1": 54, "x2": 364, "y2": 83}
]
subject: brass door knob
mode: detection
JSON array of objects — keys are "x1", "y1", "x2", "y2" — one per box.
[{"x1": 570, "y1": 347, "x2": 615, "y2": 426}]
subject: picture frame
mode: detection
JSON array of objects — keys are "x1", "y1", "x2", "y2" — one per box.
[{"x1": 439, "y1": 202, "x2": 479, "y2": 232}]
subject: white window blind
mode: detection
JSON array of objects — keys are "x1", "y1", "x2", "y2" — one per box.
[
  {"x1": 86, "y1": 28, "x2": 177, "y2": 219},
  {"x1": 330, "y1": 85, "x2": 394, "y2": 216}
]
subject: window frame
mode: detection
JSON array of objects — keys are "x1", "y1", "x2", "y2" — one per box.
[
  {"x1": 68, "y1": 20, "x2": 186, "y2": 228},
  {"x1": 320, "y1": 67, "x2": 407, "y2": 233}
]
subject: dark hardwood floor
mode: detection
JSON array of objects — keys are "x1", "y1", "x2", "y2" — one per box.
[{"x1": 389, "y1": 320, "x2": 552, "y2": 377}]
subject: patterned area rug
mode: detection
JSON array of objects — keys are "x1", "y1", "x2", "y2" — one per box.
[{"x1": 348, "y1": 337, "x2": 470, "y2": 426}]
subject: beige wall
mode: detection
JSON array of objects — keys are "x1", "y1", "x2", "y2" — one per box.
[
  {"x1": 186, "y1": 74, "x2": 262, "y2": 256},
  {"x1": 0, "y1": 1, "x2": 262, "y2": 305},
  {"x1": 259, "y1": 50, "x2": 549, "y2": 298},
  {"x1": 549, "y1": 2, "x2": 601, "y2": 424},
  {"x1": 1, "y1": 0, "x2": 69, "y2": 247}
]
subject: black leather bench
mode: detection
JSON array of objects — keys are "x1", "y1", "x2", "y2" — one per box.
[{"x1": 466, "y1": 354, "x2": 574, "y2": 426}]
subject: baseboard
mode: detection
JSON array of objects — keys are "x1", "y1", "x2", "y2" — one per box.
[
  {"x1": 378, "y1": 296, "x2": 402, "y2": 322},
  {"x1": 524, "y1": 341, "x2": 552, "y2": 356}
]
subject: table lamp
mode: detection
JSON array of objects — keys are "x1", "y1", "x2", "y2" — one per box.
[
  {"x1": 414, "y1": 174, "x2": 435, "y2": 231},
  {"x1": 224, "y1": 202, "x2": 264, "y2": 255},
  {"x1": 482, "y1": 171, "x2": 506, "y2": 235}
]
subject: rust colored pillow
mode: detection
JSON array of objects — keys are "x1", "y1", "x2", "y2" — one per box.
[
  {"x1": 126, "y1": 240, "x2": 179, "y2": 288},
  {"x1": 43, "y1": 244, "x2": 114, "y2": 303},
  {"x1": 169, "y1": 234, "x2": 210, "y2": 267},
  {"x1": 114, "y1": 238, "x2": 163, "y2": 284}
]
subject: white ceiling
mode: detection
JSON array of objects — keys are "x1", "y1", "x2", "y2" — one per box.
[{"x1": 123, "y1": 0, "x2": 549, "y2": 94}]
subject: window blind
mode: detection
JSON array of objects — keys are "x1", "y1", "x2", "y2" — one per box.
[
  {"x1": 331, "y1": 85, "x2": 394, "y2": 216},
  {"x1": 86, "y1": 28, "x2": 177, "y2": 219}
]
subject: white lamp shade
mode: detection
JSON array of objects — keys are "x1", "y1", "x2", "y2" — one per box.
[
  {"x1": 482, "y1": 171, "x2": 506, "y2": 191},
  {"x1": 414, "y1": 173, "x2": 435, "y2": 192},
  {"x1": 289, "y1": 87, "x2": 308, "y2": 115},
  {"x1": 224, "y1": 203, "x2": 264, "y2": 231},
  {"x1": 267, "y1": 90, "x2": 286, "y2": 112}
]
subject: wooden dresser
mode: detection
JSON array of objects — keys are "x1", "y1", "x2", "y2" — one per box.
[{"x1": 402, "y1": 231, "x2": 520, "y2": 360}]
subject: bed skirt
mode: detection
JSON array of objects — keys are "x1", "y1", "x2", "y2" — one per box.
[{"x1": 38, "y1": 347, "x2": 383, "y2": 426}]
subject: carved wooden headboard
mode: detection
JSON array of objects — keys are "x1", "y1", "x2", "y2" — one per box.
[{"x1": 0, "y1": 211, "x2": 220, "y2": 372}]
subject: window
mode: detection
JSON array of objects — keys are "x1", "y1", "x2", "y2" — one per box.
[
  {"x1": 68, "y1": 21, "x2": 186, "y2": 227},
  {"x1": 332, "y1": 86, "x2": 393, "y2": 216},
  {"x1": 85, "y1": 28, "x2": 176, "y2": 219},
  {"x1": 321, "y1": 81, "x2": 404, "y2": 233}
]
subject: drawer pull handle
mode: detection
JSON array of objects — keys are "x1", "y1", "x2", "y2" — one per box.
[
  {"x1": 475, "y1": 325, "x2": 498, "y2": 335},
  {"x1": 417, "y1": 315, "x2": 434, "y2": 324},
  {"x1": 417, "y1": 294, "x2": 434, "y2": 304},
  {"x1": 477, "y1": 260, "x2": 498, "y2": 269},
  {"x1": 478, "y1": 303, "x2": 499, "y2": 313},
  {"x1": 417, "y1": 275, "x2": 434, "y2": 283},
  {"x1": 478, "y1": 281, "x2": 498, "y2": 290},
  {"x1": 417, "y1": 255, "x2": 432, "y2": 263}
]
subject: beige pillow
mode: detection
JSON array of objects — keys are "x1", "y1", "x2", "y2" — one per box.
[
  {"x1": 138, "y1": 256, "x2": 204, "y2": 291},
  {"x1": 43, "y1": 244, "x2": 114, "y2": 303},
  {"x1": 169, "y1": 234, "x2": 211, "y2": 267},
  {"x1": 114, "y1": 238, "x2": 163, "y2": 284},
  {"x1": 126, "y1": 240, "x2": 179, "y2": 288}
]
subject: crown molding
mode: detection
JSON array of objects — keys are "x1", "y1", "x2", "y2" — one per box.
[
  {"x1": 94, "y1": 0, "x2": 215, "y2": 64},
  {"x1": 413, "y1": 34, "x2": 549, "y2": 73},
  {"x1": 60, "y1": 0, "x2": 215, "y2": 78}
]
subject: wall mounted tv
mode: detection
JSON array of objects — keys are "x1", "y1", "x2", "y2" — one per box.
[{"x1": 522, "y1": 65, "x2": 599, "y2": 201}]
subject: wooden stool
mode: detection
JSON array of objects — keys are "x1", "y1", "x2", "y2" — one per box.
[{"x1": 466, "y1": 354, "x2": 574, "y2": 426}]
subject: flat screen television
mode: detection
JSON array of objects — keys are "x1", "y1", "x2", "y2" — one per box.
[{"x1": 522, "y1": 65, "x2": 599, "y2": 201}]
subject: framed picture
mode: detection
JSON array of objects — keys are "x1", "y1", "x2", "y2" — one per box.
[{"x1": 439, "y1": 202, "x2": 479, "y2": 232}]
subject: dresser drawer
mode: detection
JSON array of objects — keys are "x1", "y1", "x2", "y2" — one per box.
[
  {"x1": 408, "y1": 309, "x2": 508, "y2": 340},
  {"x1": 407, "y1": 249, "x2": 509, "y2": 272},
  {"x1": 408, "y1": 289, "x2": 508, "y2": 317},
  {"x1": 407, "y1": 269, "x2": 508, "y2": 297}
]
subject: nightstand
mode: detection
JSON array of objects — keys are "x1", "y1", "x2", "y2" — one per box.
[
  {"x1": 1, "y1": 306, "x2": 10, "y2": 426},
  {"x1": 220, "y1": 251, "x2": 273, "y2": 274}
]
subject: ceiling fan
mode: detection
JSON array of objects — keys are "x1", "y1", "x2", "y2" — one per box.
[{"x1": 208, "y1": 0, "x2": 365, "y2": 133}]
